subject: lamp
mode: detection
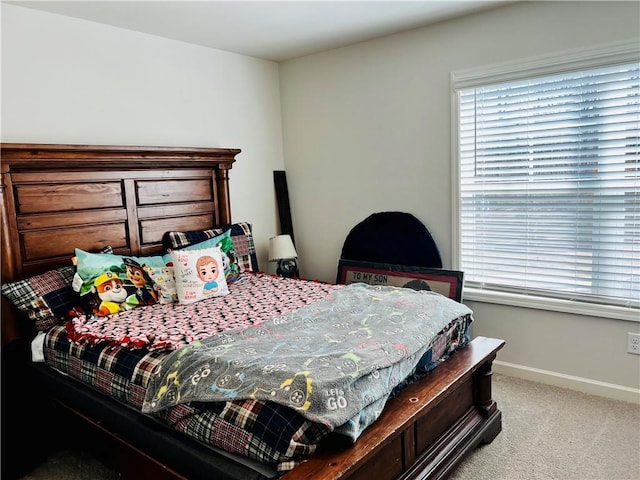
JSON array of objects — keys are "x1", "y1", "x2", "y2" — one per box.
[{"x1": 268, "y1": 234, "x2": 300, "y2": 279}]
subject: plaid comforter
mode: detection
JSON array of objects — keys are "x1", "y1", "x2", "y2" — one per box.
[{"x1": 43, "y1": 273, "x2": 472, "y2": 473}]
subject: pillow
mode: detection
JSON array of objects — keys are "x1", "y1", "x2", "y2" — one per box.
[
  {"x1": 73, "y1": 249, "x2": 168, "y2": 316},
  {"x1": 139, "y1": 230, "x2": 237, "y2": 304},
  {"x1": 1, "y1": 246, "x2": 114, "y2": 331},
  {"x1": 164, "y1": 222, "x2": 259, "y2": 274},
  {"x1": 1, "y1": 265, "x2": 77, "y2": 332},
  {"x1": 170, "y1": 246, "x2": 229, "y2": 304},
  {"x1": 181, "y1": 229, "x2": 241, "y2": 283},
  {"x1": 143, "y1": 265, "x2": 177, "y2": 305}
]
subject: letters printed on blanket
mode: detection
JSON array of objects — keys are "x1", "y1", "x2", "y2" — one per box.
[{"x1": 142, "y1": 283, "x2": 473, "y2": 439}]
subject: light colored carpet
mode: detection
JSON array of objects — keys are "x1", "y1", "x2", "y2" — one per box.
[
  {"x1": 19, "y1": 374, "x2": 640, "y2": 480},
  {"x1": 448, "y1": 374, "x2": 640, "y2": 480}
]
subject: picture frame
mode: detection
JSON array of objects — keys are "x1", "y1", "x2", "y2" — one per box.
[{"x1": 336, "y1": 259, "x2": 464, "y2": 302}]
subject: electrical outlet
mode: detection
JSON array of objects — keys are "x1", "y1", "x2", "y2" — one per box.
[{"x1": 628, "y1": 333, "x2": 640, "y2": 355}]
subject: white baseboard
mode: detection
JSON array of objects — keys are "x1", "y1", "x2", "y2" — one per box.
[{"x1": 493, "y1": 360, "x2": 640, "y2": 404}]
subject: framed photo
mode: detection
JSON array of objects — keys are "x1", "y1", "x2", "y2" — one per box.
[{"x1": 336, "y1": 259, "x2": 464, "y2": 302}]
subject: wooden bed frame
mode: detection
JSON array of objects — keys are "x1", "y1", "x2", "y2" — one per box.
[{"x1": 1, "y1": 143, "x2": 504, "y2": 480}]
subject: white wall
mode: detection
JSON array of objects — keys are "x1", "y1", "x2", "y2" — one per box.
[
  {"x1": 279, "y1": 1, "x2": 640, "y2": 398},
  {"x1": 1, "y1": 3, "x2": 285, "y2": 269}
]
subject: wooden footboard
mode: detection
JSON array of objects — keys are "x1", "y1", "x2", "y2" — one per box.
[{"x1": 282, "y1": 336, "x2": 504, "y2": 480}]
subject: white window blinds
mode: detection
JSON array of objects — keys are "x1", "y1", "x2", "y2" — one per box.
[{"x1": 456, "y1": 58, "x2": 639, "y2": 309}]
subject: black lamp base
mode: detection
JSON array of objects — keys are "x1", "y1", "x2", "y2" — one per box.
[{"x1": 276, "y1": 258, "x2": 299, "y2": 279}]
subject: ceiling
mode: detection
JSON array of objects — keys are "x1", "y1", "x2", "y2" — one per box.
[{"x1": 7, "y1": 1, "x2": 513, "y2": 62}]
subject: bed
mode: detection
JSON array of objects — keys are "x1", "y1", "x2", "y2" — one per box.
[{"x1": 0, "y1": 142, "x2": 505, "y2": 480}]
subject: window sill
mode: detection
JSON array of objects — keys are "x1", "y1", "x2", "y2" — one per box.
[{"x1": 463, "y1": 288, "x2": 639, "y2": 322}]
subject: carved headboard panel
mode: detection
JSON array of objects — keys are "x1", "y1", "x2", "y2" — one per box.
[{"x1": 1, "y1": 143, "x2": 240, "y2": 344}]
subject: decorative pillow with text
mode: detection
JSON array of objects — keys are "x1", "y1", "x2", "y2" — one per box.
[{"x1": 170, "y1": 246, "x2": 229, "y2": 305}]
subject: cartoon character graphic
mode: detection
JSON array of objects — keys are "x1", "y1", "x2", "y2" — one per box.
[
  {"x1": 252, "y1": 371, "x2": 313, "y2": 411},
  {"x1": 304, "y1": 352, "x2": 362, "y2": 379},
  {"x1": 196, "y1": 255, "x2": 220, "y2": 295},
  {"x1": 149, "y1": 370, "x2": 181, "y2": 407},
  {"x1": 219, "y1": 248, "x2": 240, "y2": 282},
  {"x1": 217, "y1": 237, "x2": 240, "y2": 282},
  {"x1": 208, "y1": 362, "x2": 250, "y2": 400},
  {"x1": 144, "y1": 265, "x2": 177, "y2": 304},
  {"x1": 123, "y1": 258, "x2": 157, "y2": 306},
  {"x1": 91, "y1": 271, "x2": 128, "y2": 316}
]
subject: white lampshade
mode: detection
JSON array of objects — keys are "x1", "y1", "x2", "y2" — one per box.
[{"x1": 268, "y1": 234, "x2": 297, "y2": 261}]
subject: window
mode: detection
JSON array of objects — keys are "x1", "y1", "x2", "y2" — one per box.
[{"x1": 452, "y1": 41, "x2": 639, "y2": 319}]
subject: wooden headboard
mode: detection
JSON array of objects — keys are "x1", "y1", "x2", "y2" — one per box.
[{"x1": 1, "y1": 143, "x2": 241, "y2": 344}]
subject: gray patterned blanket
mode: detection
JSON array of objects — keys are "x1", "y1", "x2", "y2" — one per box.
[{"x1": 142, "y1": 283, "x2": 473, "y2": 439}]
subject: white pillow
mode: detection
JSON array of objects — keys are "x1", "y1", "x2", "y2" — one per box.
[{"x1": 170, "y1": 246, "x2": 229, "y2": 304}]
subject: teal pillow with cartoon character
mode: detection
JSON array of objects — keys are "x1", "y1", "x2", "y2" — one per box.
[{"x1": 73, "y1": 249, "x2": 169, "y2": 317}]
